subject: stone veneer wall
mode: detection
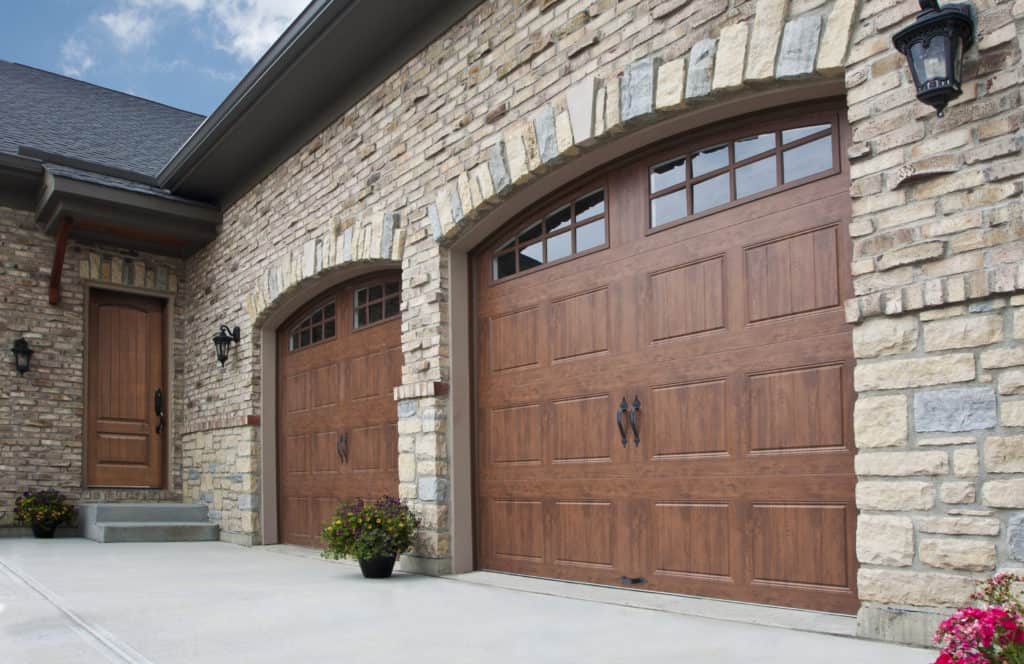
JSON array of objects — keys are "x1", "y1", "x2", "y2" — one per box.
[
  {"x1": 182, "y1": 424, "x2": 259, "y2": 545},
  {"x1": 179, "y1": 0, "x2": 1024, "y2": 644},
  {"x1": 0, "y1": 205, "x2": 188, "y2": 522}
]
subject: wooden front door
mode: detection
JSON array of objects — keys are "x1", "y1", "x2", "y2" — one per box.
[
  {"x1": 277, "y1": 273, "x2": 403, "y2": 547},
  {"x1": 472, "y1": 105, "x2": 858, "y2": 613},
  {"x1": 87, "y1": 290, "x2": 167, "y2": 488}
]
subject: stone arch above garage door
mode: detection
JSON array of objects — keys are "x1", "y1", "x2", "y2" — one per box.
[{"x1": 429, "y1": 0, "x2": 858, "y2": 245}]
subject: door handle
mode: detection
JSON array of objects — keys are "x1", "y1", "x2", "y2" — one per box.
[
  {"x1": 628, "y1": 395, "x2": 641, "y2": 448},
  {"x1": 337, "y1": 432, "x2": 349, "y2": 464},
  {"x1": 154, "y1": 388, "x2": 165, "y2": 434},
  {"x1": 616, "y1": 397, "x2": 629, "y2": 448}
]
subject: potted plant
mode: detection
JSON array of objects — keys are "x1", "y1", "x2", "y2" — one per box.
[
  {"x1": 934, "y1": 573, "x2": 1024, "y2": 663},
  {"x1": 321, "y1": 496, "x2": 419, "y2": 578},
  {"x1": 14, "y1": 490, "x2": 76, "y2": 539}
]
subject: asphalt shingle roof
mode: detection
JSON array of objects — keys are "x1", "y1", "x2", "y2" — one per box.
[{"x1": 0, "y1": 60, "x2": 205, "y2": 180}]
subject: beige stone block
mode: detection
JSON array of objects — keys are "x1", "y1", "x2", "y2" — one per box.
[
  {"x1": 854, "y1": 395, "x2": 907, "y2": 448},
  {"x1": 1000, "y1": 369, "x2": 1024, "y2": 396},
  {"x1": 918, "y1": 434, "x2": 975, "y2": 446},
  {"x1": 1001, "y1": 400, "x2": 1024, "y2": 427},
  {"x1": 1015, "y1": 309, "x2": 1024, "y2": 339},
  {"x1": 919, "y1": 516, "x2": 1000, "y2": 536},
  {"x1": 857, "y1": 515, "x2": 913, "y2": 566},
  {"x1": 985, "y1": 435, "x2": 1024, "y2": 473},
  {"x1": 856, "y1": 481, "x2": 934, "y2": 511},
  {"x1": 854, "y1": 354, "x2": 975, "y2": 391},
  {"x1": 982, "y1": 479, "x2": 1024, "y2": 507},
  {"x1": 655, "y1": 56, "x2": 686, "y2": 110},
  {"x1": 939, "y1": 481, "x2": 976, "y2": 504},
  {"x1": 712, "y1": 22, "x2": 748, "y2": 90},
  {"x1": 981, "y1": 347, "x2": 1024, "y2": 369},
  {"x1": 924, "y1": 314, "x2": 1003, "y2": 352},
  {"x1": 953, "y1": 448, "x2": 979, "y2": 477},
  {"x1": 855, "y1": 451, "x2": 948, "y2": 476},
  {"x1": 398, "y1": 454, "x2": 416, "y2": 483},
  {"x1": 857, "y1": 568, "x2": 975, "y2": 607},
  {"x1": 746, "y1": 0, "x2": 787, "y2": 81},
  {"x1": 919, "y1": 538, "x2": 996, "y2": 572},
  {"x1": 817, "y1": 0, "x2": 857, "y2": 70},
  {"x1": 852, "y1": 316, "x2": 918, "y2": 358}
]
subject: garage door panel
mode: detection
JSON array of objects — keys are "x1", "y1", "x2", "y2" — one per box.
[
  {"x1": 551, "y1": 394, "x2": 614, "y2": 464},
  {"x1": 554, "y1": 501, "x2": 617, "y2": 569},
  {"x1": 748, "y1": 363, "x2": 847, "y2": 453},
  {"x1": 745, "y1": 225, "x2": 841, "y2": 323},
  {"x1": 488, "y1": 307, "x2": 542, "y2": 372},
  {"x1": 488, "y1": 499, "x2": 545, "y2": 563},
  {"x1": 349, "y1": 424, "x2": 397, "y2": 471},
  {"x1": 750, "y1": 503, "x2": 852, "y2": 590},
  {"x1": 649, "y1": 256, "x2": 726, "y2": 342},
  {"x1": 651, "y1": 502, "x2": 733, "y2": 580},
  {"x1": 550, "y1": 287, "x2": 611, "y2": 361},
  {"x1": 648, "y1": 379, "x2": 730, "y2": 458},
  {"x1": 310, "y1": 430, "x2": 342, "y2": 474},
  {"x1": 311, "y1": 363, "x2": 341, "y2": 409}
]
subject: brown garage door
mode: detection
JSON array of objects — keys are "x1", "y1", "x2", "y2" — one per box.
[
  {"x1": 277, "y1": 272, "x2": 402, "y2": 546},
  {"x1": 472, "y1": 105, "x2": 858, "y2": 613}
]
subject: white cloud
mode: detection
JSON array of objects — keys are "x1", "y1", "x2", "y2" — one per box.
[
  {"x1": 99, "y1": 10, "x2": 157, "y2": 50},
  {"x1": 59, "y1": 38, "x2": 96, "y2": 78},
  {"x1": 209, "y1": 0, "x2": 308, "y2": 63}
]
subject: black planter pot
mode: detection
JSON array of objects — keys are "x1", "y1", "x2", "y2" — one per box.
[
  {"x1": 31, "y1": 524, "x2": 56, "y2": 539},
  {"x1": 358, "y1": 554, "x2": 397, "y2": 578}
]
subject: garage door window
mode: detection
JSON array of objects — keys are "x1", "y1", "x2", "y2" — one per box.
[
  {"x1": 288, "y1": 300, "x2": 336, "y2": 351},
  {"x1": 649, "y1": 120, "x2": 836, "y2": 229},
  {"x1": 492, "y1": 189, "x2": 607, "y2": 280},
  {"x1": 354, "y1": 280, "x2": 401, "y2": 329}
]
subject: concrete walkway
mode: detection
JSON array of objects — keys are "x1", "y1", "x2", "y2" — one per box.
[{"x1": 1, "y1": 539, "x2": 934, "y2": 663}]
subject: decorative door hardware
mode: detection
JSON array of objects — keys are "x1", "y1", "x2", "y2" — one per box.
[
  {"x1": 616, "y1": 397, "x2": 629, "y2": 448},
  {"x1": 337, "y1": 432, "x2": 349, "y2": 464},
  {"x1": 154, "y1": 388, "x2": 165, "y2": 434},
  {"x1": 629, "y1": 395, "x2": 641, "y2": 448}
]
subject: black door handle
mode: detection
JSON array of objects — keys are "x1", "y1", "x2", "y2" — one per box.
[
  {"x1": 154, "y1": 388, "x2": 165, "y2": 434},
  {"x1": 616, "y1": 397, "x2": 629, "y2": 448},
  {"x1": 337, "y1": 432, "x2": 349, "y2": 464},
  {"x1": 629, "y1": 395, "x2": 641, "y2": 447}
]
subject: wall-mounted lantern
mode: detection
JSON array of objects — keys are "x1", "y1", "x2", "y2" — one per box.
[
  {"x1": 893, "y1": 0, "x2": 975, "y2": 117},
  {"x1": 213, "y1": 325, "x2": 241, "y2": 366},
  {"x1": 11, "y1": 337, "x2": 33, "y2": 375}
]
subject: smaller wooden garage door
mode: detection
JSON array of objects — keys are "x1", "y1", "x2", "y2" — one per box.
[{"x1": 277, "y1": 272, "x2": 403, "y2": 546}]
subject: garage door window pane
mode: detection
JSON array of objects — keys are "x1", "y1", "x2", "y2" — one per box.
[
  {"x1": 693, "y1": 173, "x2": 730, "y2": 213},
  {"x1": 575, "y1": 190, "x2": 605, "y2": 221},
  {"x1": 546, "y1": 231, "x2": 572, "y2": 262},
  {"x1": 783, "y1": 124, "x2": 830, "y2": 144},
  {"x1": 519, "y1": 242, "x2": 543, "y2": 271},
  {"x1": 545, "y1": 206, "x2": 571, "y2": 234},
  {"x1": 519, "y1": 222, "x2": 543, "y2": 244},
  {"x1": 576, "y1": 221, "x2": 605, "y2": 252},
  {"x1": 692, "y1": 144, "x2": 728, "y2": 178},
  {"x1": 736, "y1": 157, "x2": 777, "y2": 198},
  {"x1": 735, "y1": 133, "x2": 776, "y2": 161},
  {"x1": 651, "y1": 157, "x2": 686, "y2": 193},
  {"x1": 651, "y1": 189, "x2": 687, "y2": 227},
  {"x1": 494, "y1": 251, "x2": 516, "y2": 279},
  {"x1": 783, "y1": 135, "x2": 833, "y2": 183}
]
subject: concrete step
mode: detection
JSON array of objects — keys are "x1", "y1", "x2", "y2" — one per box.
[
  {"x1": 79, "y1": 502, "x2": 210, "y2": 524},
  {"x1": 89, "y1": 521, "x2": 220, "y2": 543}
]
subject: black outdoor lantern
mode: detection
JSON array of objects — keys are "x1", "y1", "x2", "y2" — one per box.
[
  {"x1": 212, "y1": 325, "x2": 241, "y2": 366},
  {"x1": 11, "y1": 337, "x2": 33, "y2": 375},
  {"x1": 893, "y1": 0, "x2": 975, "y2": 117}
]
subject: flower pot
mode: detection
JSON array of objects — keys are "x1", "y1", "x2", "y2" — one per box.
[
  {"x1": 31, "y1": 524, "x2": 56, "y2": 539},
  {"x1": 358, "y1": 554, "x2": 397, "y2": 578}
]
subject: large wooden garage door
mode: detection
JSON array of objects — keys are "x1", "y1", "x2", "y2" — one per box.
[
  {"x1": 277, "y1": 272, "x2": 402, "y2": 546},
  {"x1": 472, "y1": 105, "x2": 858, "y2": 613}
]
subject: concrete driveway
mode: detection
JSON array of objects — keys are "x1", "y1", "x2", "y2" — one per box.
[{"x1": 1, "y1": 539, "x2": 933, "y2": 663}]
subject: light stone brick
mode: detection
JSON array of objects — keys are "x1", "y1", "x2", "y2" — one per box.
[
  {"x1": 854, "y1": 354, "x2": 975, "y2": 391},
  {"x1": 858, "y1": 569, "x2": 975, "y2": 607},
  {"x1": 746, "y1": 0, "x2": 787, "y2": 80},
  {"x1": 566, "y1": 77, "x2": 597, "y2": 144},
  {"x1": 939, "y1": 481, "x2": 976, "y2": 504},
  {"x1": 918, "y1": 434, "x2": 976, "y2": 446},
  {"x1": 919, "y1": 516, "x2": 1001, "y2": 536},
  {"x1": 1009, "y1": 514, "x2": 1024, "y2": 562},
  {"x1": 981, "y1": 348, "x2": 1024, "y2": 369},
  {"x1": 816, "y1": 0, "x2": 857, "y2": 71},
  {"x1": 855, "y1": 451, "x2": 948, "y2": 477},
  {"x1": 621, "y1": 58, "x2": 656, "y2": 123},
  {"x1": 712, "y1": 22, "x2": 748, "y2": 90},
  {"x1": 852, "y1": 316, "x2": 917, "y2": 358},
  {"x1": 856, "y1": 481, "x2": 934, "y2": 511},
  {"x1": 685, "y1": 39, "x2": 716, "y2": 99},
  {"x1": 924, "y1": 314, "x2": 1004, "y2": 352},
  {"x1": 655, "y1": 57, "x2": 686, "y2": 110},
  {"x1": 855, "y1": 395, "x2": 907, "y2": 448},
  {"x1": 776, "y1": 15, "x2": 821, "y2": 78},
  {"x1": 954, "y1": 448, "x2": 979, "y2": 477},
  {"x1": 1002, "y1": 400, "x2": 1024, "y2": 427},
  {"x1": 1015, "y1": 309, "x2": 1024, "y2": 339},
  {"x1": 919, "y1": 538, "x2": 996, "y2": 572},
  {"x1": 982, "y1": 479, "x2": 1024, "y2": 508},
  {"x1": 1000, "y1": 370, "x2": 1024, "y2": 396},
  {"x1": 985, "y1": 435, "x2": 1024, "y2": 473},
  {"x1": 857, "y1": 515, "x2": 914, "y2": 566}
]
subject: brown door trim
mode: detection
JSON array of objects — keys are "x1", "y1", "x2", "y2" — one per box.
[{"x1": 86, "y1": 288, "x2": 167, "y2": 488}]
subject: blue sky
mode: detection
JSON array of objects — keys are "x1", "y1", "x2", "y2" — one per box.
[{"x1": 0, "y1": 0, "x2": 308, "y2": 115}]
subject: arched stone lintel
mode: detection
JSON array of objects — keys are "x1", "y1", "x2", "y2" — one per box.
[
  {"x1": 246, "y1": 211, "x2": 404, "y2": 326},
  {"x1": 431, "y1": 0, "x2": 859, "y2": 245}
]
